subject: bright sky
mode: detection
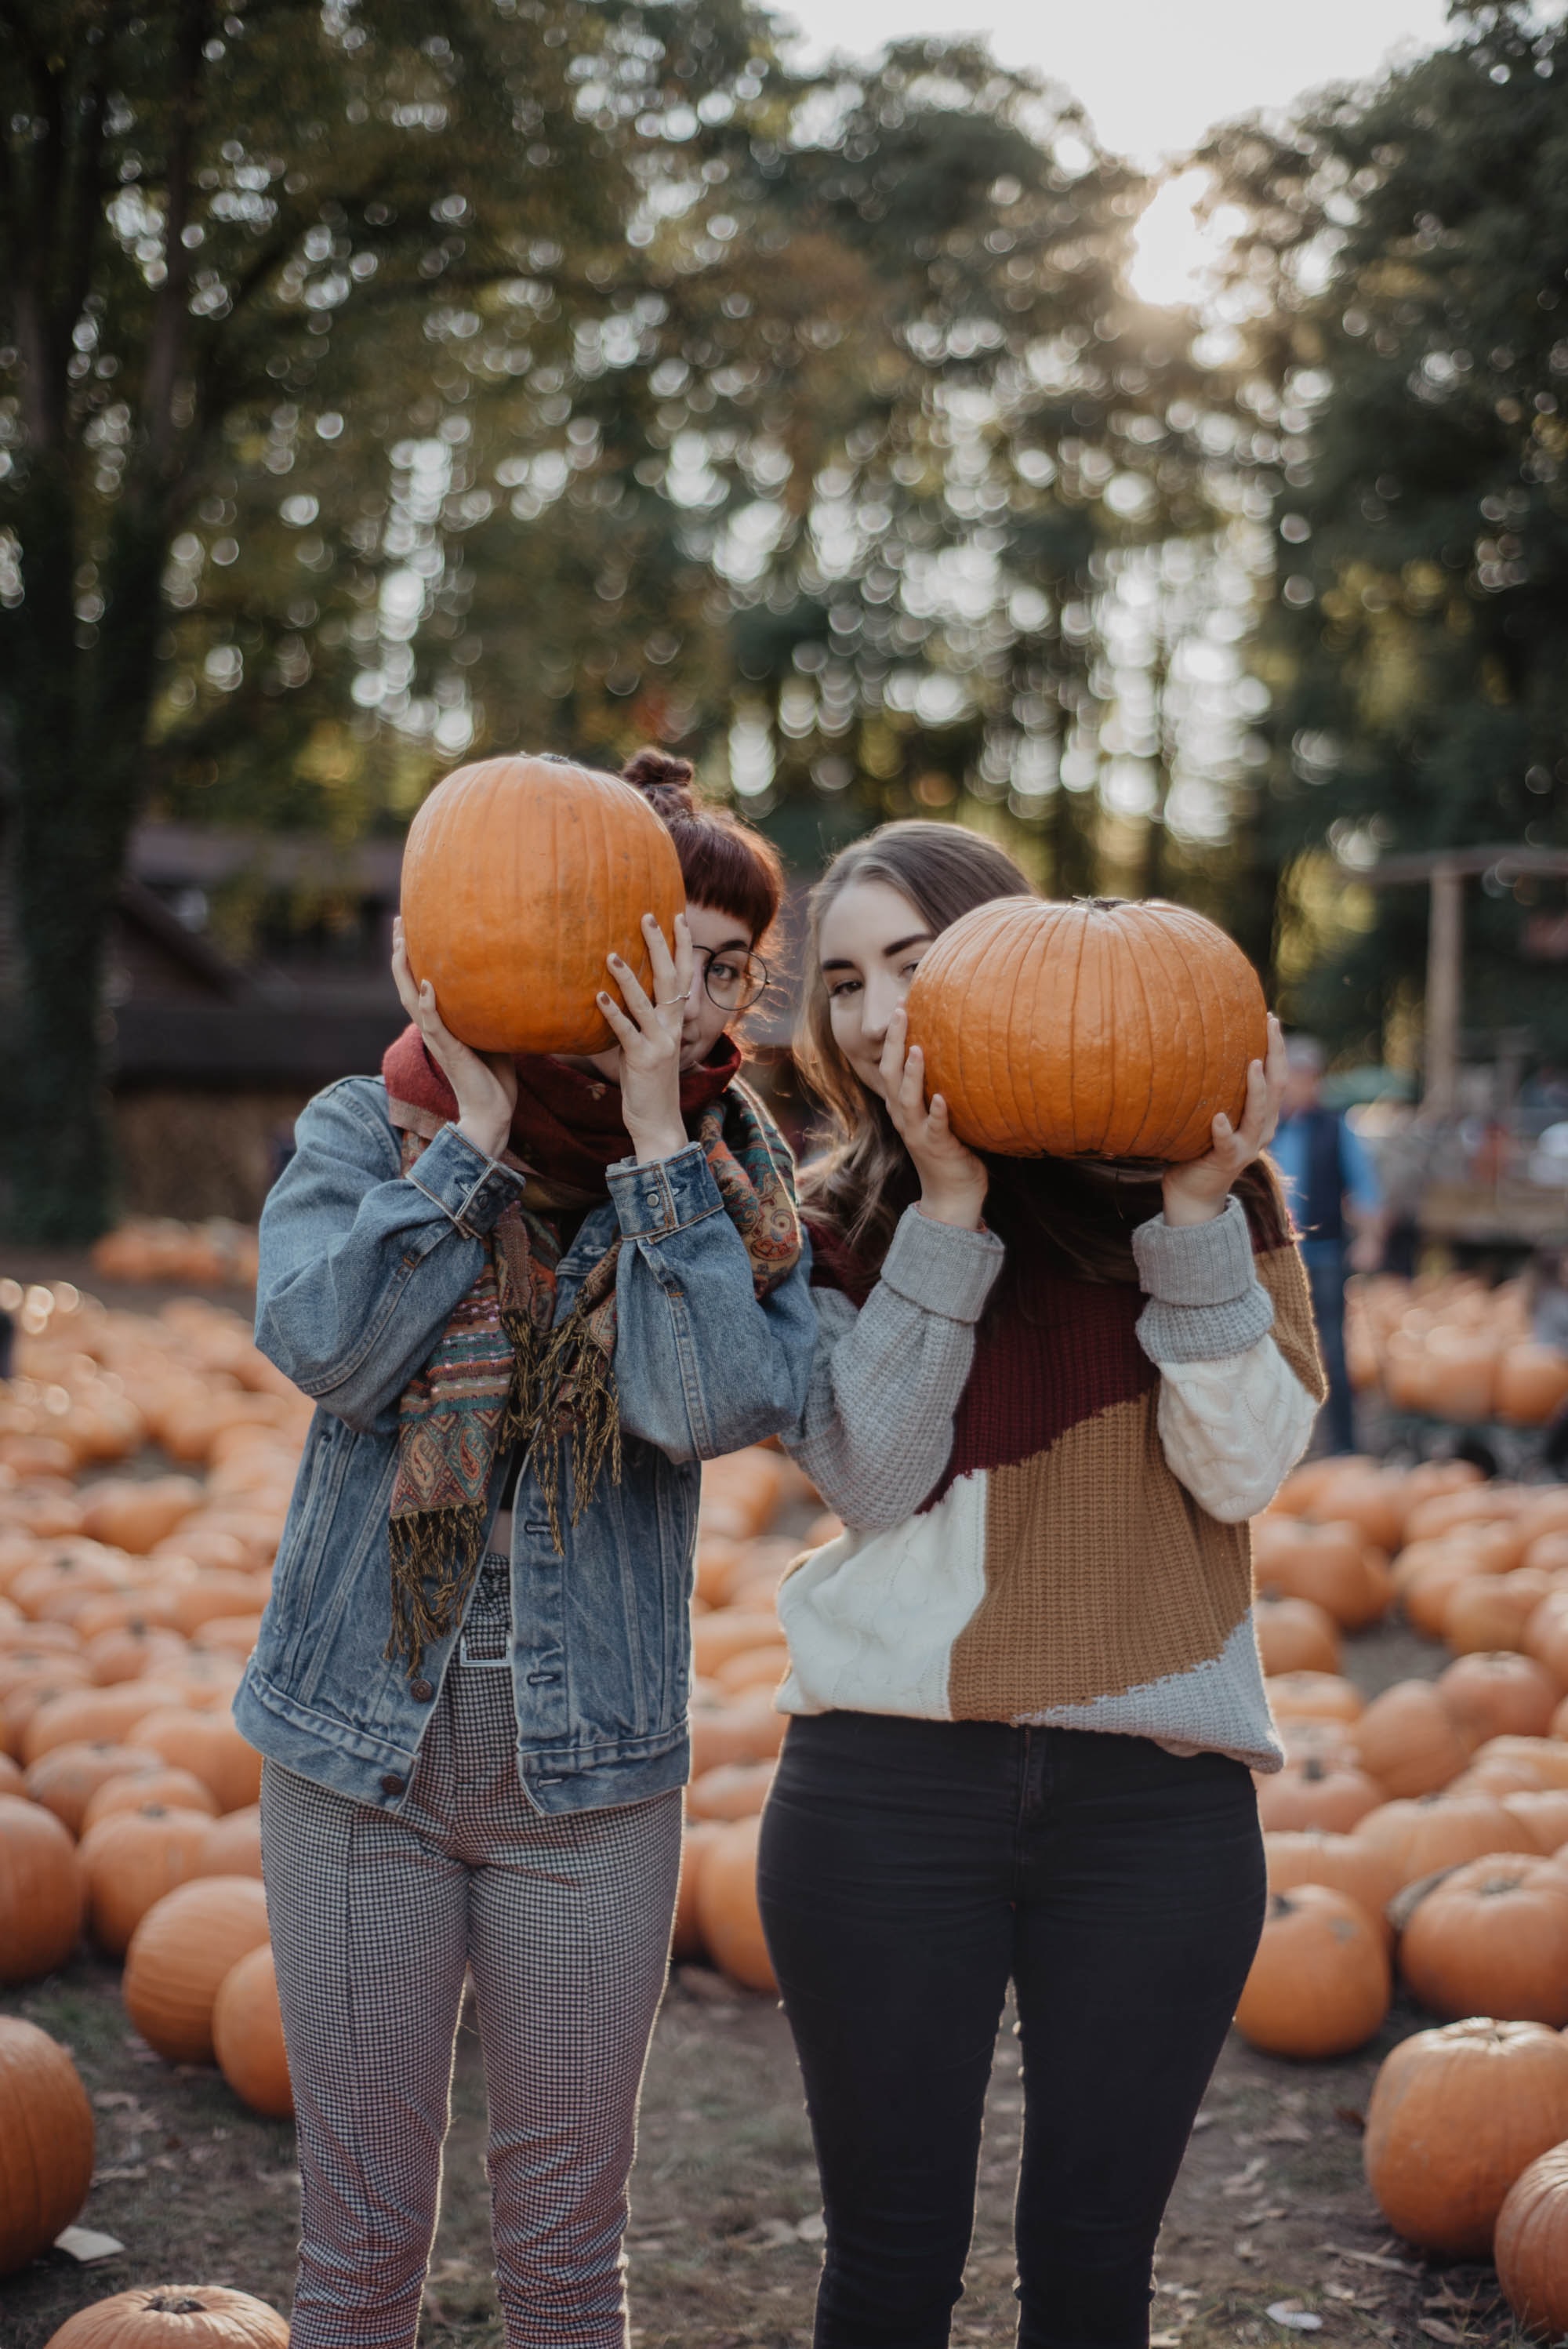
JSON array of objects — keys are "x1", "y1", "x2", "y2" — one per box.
[{"x1": 773, "y1": 0, "x2": 1456, "y2": 165}]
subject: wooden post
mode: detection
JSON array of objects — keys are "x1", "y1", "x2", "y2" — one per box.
[{"x1": 1424, "y1": 864, "x2": 1463, "y2": 1115}]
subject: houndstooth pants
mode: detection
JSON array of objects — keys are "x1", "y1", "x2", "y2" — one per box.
[{"x1": 260, "y1": 1556, "x2": 683, "y2": 2349}]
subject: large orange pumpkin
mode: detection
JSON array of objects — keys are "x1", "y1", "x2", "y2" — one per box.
[
  {"x1": 1363, "y1": 2018, "x2": 1568, "y2": 2256},
  {"x1": 1495, "y1": 2143, "x2": 1568, "y2": 2340},
  {"x1": 212, "y1": 1943, "x2": 292, "y2": 2118},
  {"x1": 1496, "y1": 1343, "x2": 1568, "y2": 1426},
  {"x1": 122, "y1": 1875, "x2": 270, "y2": 2064},
  {"x1": 903, "y1": 895, "x2": 1267, "y2": 1162},
  {"x1": 1232, "y1": 1885, "x2": 1390, "y2": 2057},
  {"x1": 399, "y1": 754, "x2": 686, "y2": 1055},
  {"x1": 1399, "y1": 1855, "x2": 1568, "y2": 2026},
  {"x1": 0, "y1": 1794, "x2": 82, "y2": 1984},
  {"x1": 79, "y1": 1803, "x2": 217, "y2": 1958},
  {"x1": 41, "y1": 2286, "x2": 291, "y2": 2347},
  {"x1": 693, "y1": 1815, "x2": 776, "y2": 1992},
  {"x1": 0, "y1": 2016, "x2": 94, "y2": 2277}
]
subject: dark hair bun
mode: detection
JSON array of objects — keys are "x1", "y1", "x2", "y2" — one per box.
[{"x1": 622, "y1": 746, "x2": 696, "y2": 814}]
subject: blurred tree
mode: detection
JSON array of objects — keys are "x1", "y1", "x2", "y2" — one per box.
[
  {"x1": 1205, "y1": 0, "x2": 1568, "y2": 1059},
  {"x1": 0, "y1": 0, "x2": 765, "y2": 1236}
]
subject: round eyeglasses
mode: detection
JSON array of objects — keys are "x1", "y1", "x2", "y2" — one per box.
[{"x1": 695, "y1": 946, "x2": 770, "y2": 1013}]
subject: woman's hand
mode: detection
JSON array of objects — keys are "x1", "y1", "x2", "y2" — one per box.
[
  {"x1": 880, "y1": 1006, "x2": 989, "y2": 1231},
  {"x1": 1161, "y1": 1012, "x2": 1287, "y2": 1227},
  {"x1": 392, "y1": 917, "x2": 517, "y2": 1162},
  {"x1": 597, "y1": 912, "x2": 694, "y2": 1164}
]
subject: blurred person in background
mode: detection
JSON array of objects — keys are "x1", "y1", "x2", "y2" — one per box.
[{"x1": 1271, "y1": 1036, "x2": 1388, "y2": 1454}]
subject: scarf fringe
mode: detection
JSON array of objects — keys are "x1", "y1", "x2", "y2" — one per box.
[
  {"x1": 386, "y1": 1504, "x2": 489, "y2": 1672},
  {"x1": 527, "y1": 1296, "x2": 623, "y2": 1549}
]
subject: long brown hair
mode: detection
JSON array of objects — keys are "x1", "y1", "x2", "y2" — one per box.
[{"x1": 796, "y1": 821, "x2": 1290, "y2": 1283}]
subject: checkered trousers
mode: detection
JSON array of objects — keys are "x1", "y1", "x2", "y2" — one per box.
[{"x1": 260, "y1": 1556, "x2": 683, "y2": 2349}]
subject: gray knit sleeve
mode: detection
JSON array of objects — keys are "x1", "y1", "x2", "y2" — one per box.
[
  {"x1": 1131, "y1": 1196, "x2": 1275, "y2": 1364},
  {"x1": 782, "y1": 1206, "x2": 1004, "y2": 1534}
]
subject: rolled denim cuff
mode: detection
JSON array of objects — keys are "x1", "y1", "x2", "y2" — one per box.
[
  {"x1": 404, "y1": 1124, "x2": 522, "y2": 1239},
  {"x1": 879, "y1": 1204, "x2": 1004, "y2": 1325},
  {"x1": 607, "y1": 1142, "x2": 723, "y2": 1240},
  {"x1": 1133, "y1": 1198, "x2": 1273, "y2": 1364}
]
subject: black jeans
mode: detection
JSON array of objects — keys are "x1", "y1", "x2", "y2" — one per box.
[{"x1": 757, "y1": 1712, "x2": 1265, "y2": 2349}]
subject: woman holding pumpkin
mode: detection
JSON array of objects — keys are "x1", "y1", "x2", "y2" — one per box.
[
  {"x1": 237, "y1": 751, "x2": 815, "y2": 2349},
  {"x1": 759, "y1": 822, "x2": 1327, "y2": 2349}
]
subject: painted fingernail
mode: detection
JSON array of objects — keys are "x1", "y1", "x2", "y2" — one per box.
[{"x1": 597, "y1": 991, "x2": 612, "y2": 1006}]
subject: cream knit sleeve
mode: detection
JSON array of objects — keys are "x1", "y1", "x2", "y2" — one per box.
[{"x1": 1131, "y1": 1198, "x2": 1316, "y2": 1521}]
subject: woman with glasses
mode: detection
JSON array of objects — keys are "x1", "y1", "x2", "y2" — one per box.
[{"x1": 242, "y1": 745, "x2": 809, "y2": 2349}]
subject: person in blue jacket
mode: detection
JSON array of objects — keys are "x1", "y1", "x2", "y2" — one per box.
[
  {"x1": 1270, "y1": 1034, "x2": 1386, "y2": 1453},
  {"x1": 235, "y1": 755, "x2": 815, "y2": 2349}
]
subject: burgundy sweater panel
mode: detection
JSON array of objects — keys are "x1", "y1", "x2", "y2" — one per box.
[{"x1": 919, "y1": 1255, "x2": 1155, "y2": 1509}]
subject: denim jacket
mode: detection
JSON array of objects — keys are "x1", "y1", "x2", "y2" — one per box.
[{"x1": 234, "y1": 1075, "x2": 815, "y2": 1816}]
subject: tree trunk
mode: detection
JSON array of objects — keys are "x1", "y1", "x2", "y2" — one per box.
[{"x1": 3, "y1": 474, "x2": 170, "y2": 1240}]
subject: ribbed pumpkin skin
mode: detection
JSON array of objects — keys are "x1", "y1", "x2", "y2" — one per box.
[
  {"x1": 1363, "y1": 2018, "x2": 1568, "y2": 2256},
  {"x1": 1399, "y1": 1856, "x2": 1568, "y2": 2026},
  {"x1": 122, "y1": 1875, "x2": 270, "y2": 2064},
  {"x1": 0, "y1": 2016, "x2": 94, "y2": 2276},
  {"x1": 41, "y1": 2285, "x2": 290, "y2": 2348},
  {"x1": 0, "y1": 1793, "x2": 82, "y2": 1985},
  {"x1": 401, "y1": 756, "x2": 687, "y2": 1055},
  {"x1": 905, "y1": 896, "x2": 1267, "y2": 1162},
  {"x1": 212, "y1": 1943, "x2": 292, "y2": 2118},
  {"x1": 1496, "y1": 2144, "x2": 1568, "y2": 2339}
]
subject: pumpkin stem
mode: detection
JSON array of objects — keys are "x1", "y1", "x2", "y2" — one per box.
[
  {"x1": 146, "y1": 2298, "x2": 209, "y2": 2315},
  {"x1": 1303, "y1": 1756, "x2": 1326, "y2": 1781}
]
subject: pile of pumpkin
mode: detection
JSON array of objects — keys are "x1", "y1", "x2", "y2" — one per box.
[
  {"x1": 1346, "y1": 1270, "x2": 1568, "y2": 1425},
  {"x1": 88, "y1": 1219, "x2": 261, "y2": 1291}
]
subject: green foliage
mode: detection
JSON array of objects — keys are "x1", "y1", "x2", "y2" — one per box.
[{"x1": 1205, "y1": 0, "x2": 1568, "y2": 1058}]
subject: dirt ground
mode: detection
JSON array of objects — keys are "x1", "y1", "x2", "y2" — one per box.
[{"x1": 0, "y1": 1256, "x2": 1542, "y2": 2346}]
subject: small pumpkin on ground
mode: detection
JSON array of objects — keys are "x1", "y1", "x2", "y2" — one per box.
[
  {"x1": 122, "y1": 1875, "x2": 270, "y2": 2064},
  {"x1": 1262, "y1": 1831, "x2": 1402, "y2": 1949},
  {"x1": 687, "y1": 1759, "x2": 777, "y2": 1822},
  {"x1": 1495, "y1": 2142, "x2": 1568, "y2": 2340},
  {"x1": 0, "y1": 2015, "x2": 94, "y2": 2277},
  {"x1": 212, "y1": 1944, "x2": 292, "y2": 2119},
  {"x1": 0, "y1": 1793, "x2": 82, "y2": 1984},
  {"x1": 1232, "y1": 1885, "x2": 1390, "y2": 2058},
  {"x1": 1363, "y1": 2018, "x2": 1568, "y2": 2256},
  {"x1": 693, "y1": 1815, "x2": 775, "y2": 1994},
  {"x1": 1350, "y1": 1680, "x2": 1472, "y2": 1799},
  {"x1": 672, "y1": 1821, "x2": 725, "y2": 1963},
  {"x1": 40, "y1": 2285, "x2": 290, "y2": 2348},
  {"x1": 1438, "y1": 1651, "x2": 1560, "y2": 1745},
  {"x1": 79, "y1": 1803, "x2": 217, "y2": 1958},
  {"x1": 1255, "y1": 1755, "x2": 1382, "y2": 1835},
  {"x1": 1356, "y1": 1789, "x2": 1536, "y2": 1888},
  {"x1": 1254, "y1": 1594, "x2": 1341, "y2": 1677},
  {"x1": 1399, "y1": 1853, "x2": 1568, "y2": 2026},
  {"x1": 24, "y1": 1739, "x2": 165, "y2": 1836}
]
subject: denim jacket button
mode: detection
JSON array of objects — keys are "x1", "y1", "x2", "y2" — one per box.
[
  {"x1": 380, "y1": 1773, "x2": 407, "y2": 1796},
  {"x1": 409, "y1": 1679, "x2": 434, "y2": 1703}
]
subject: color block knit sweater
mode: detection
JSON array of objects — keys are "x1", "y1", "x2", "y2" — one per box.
[{"x1": 776, "y1": 1187, "x2": 1327, "y2": 1771}]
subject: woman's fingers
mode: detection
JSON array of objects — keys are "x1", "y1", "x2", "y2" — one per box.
[
  {"x1": 641, "y1": 913, "x2": 679, "y2": 1007},
  {"x1": 670, "y1": 909, "x2": 695, "y2": 1004},
  {"x1": 596, "y1": 989, "x2": 640, "y2": 1046},
  {"x1": 878, "y1": 1006, "x2": 909, "y2": 1108},
  {"x1": 606, "y1": 949, "x2": 658, "y2": 1031}
]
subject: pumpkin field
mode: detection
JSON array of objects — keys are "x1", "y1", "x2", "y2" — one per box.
[{"x1": 4, "y1": 1256, "x2": 1568, "y2": 2348}]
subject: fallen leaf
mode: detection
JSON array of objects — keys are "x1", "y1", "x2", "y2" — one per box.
[
  {"x1": 1223, "y1": 2155, "x2": 1269, "y2": 2195},
  {"x1": 1266, "y1": 2304, "x2": 1324, "y2": 2333},
  {"x1": 1417, "y1": 2322, "x2": 1468, "y2": 2345},
  {"x1": 1327, "y1": 2246, "x2": 1419, "y2": 2276},
  {"x1": 1262, "y1": 2118, "x2": 1312, "y2": 2144},
  {"x1": 1323, "y1": 2285, "x2": 1358, "y2": 2304},
  {"x1": 796, "y1": 2213, "x2": 826, "y2": 2243},
  {"x1": 1235, "y1": 2240, "x2": 1260, "y2": 2264},
  {"x1": 1332, "y1": 2105, "x2": 1367, "y2": 2133}
]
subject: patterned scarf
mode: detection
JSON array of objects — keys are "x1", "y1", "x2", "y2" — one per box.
[{"x1": 380, "y1": 1028, "x2": 801, "y2": 1671}]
